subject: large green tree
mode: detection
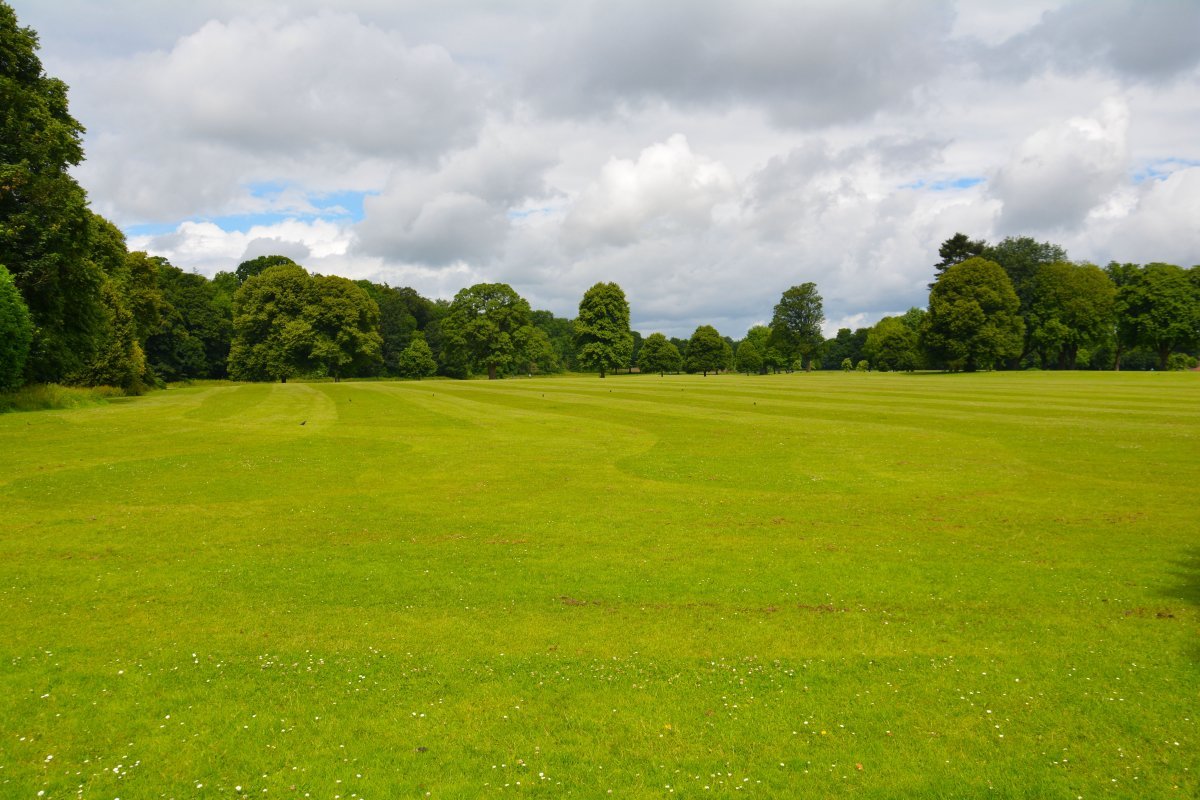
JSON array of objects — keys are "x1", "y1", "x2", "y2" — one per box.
[
  {"x1": 235, "y1": 254, "x2": 298, "y2": 285},
  {"x1": 307, "y1": 275, "x2": 383, "y2": 381},
  {"x1": 574, "y1": 282, "x2": 633, "y2": 378},
  {"x1": 769, "y1": 283, "x2": 825, "y2": 370},
  {"x1": 1114, "y1": 262, "x2": 1199, "y2": 370},
  {"x1": 440, "y1": 283, "x2": 533, "y2": 380},
  {"x1": 228, "y1": 263, "x2": 314, "y2": 382},
  {"x1": 864, "y1": 316, "x2": 921, "y2": 372},
  {"x1": 734, "y1": 338, "x2": 763, "y2": 375},
  {"x1": 0, "y1": 262, "x2": 32, "y2": 390},
  {"x1": 1026, "y1": 262, "x2": 1116, "y2": 369},
  {"x1": 637, "y1": 332, "x2": 682, "y2": 375},
  {"x1": 1, "y1": 3, "x2": 105, "y2": 382},
  {"x1": 922, "y1": 256, "x2": 1024, "y2": 372},
  {"x1": 686, "y1": 325, "x2": 726, "y2": 376}
]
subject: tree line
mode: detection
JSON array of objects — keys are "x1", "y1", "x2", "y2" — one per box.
[{"x1": 2, "y1": 3, "x2": 1198, "y2": 394}]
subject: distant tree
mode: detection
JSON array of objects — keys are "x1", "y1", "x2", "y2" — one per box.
[
  {"x1": 864, "y1": 316, "x2": 921, "y2": 372},
  {"x1": 637, "y1": 332, "x2": 682, "y2": 375},
  {"x1": 356, "y1": 281, "x2": 418, "y2": 375},
  {"x1": 531, "y1": 309, "x2": 575, "y2": 372},
  {"x1": 440, "y1": 283, "x2": 534, "y2": 380},
  {"x1": 574, "y1": 282, "x2": 633, "y2": 378},
  {"x1": 629, "y1": 330, "x2": 644, "y2": 371},
  {"x1": 1026, "y1": 262, "x2": 1116, "y2": 369},
  {"x1": 855, "y1": 359, "x2": 869, "y2": 372},
  {"x1": 742, "y1": 325, "x2": 780, "y2": 373},
  {"x1": 932, "y1": 232, "x2": 986, "y2": 285},
  {"x1": 0, "y1": 264, "x2": 33, "y2": 390},
  {"x1": 77, "y1": 281, "x2": 147, "y2": 391},
  {"x1": 983, "y1": 236, "x2": 1068, "y2": 364},
  {"x1": 235, "y1": 254, "x2": 298, "y2": 285},
  {"x1": 396, "y1": 332, "x2": 437, "y2": 379},
  {"x1": 1114, "y1": 262, "x2": 1199, "y2": 370},
  {"x1": 306, "y1": 275, "x2": 383, "y2": 381},
  {"x1": 228, "y1": 263, "x2": 313, "y2": 382},
  {"x1": 686, "y1": 325, "x2": 727, "y2": 376},
  {"x1": 735, "y1": 338, "x2": 763, "y2": 375},
  {"x1": 144, "y1": 260, "x2": 231, "y2": 381},
  {"x1": 516, "y1": 325, "x2": 558, "y2": 374},
  {"x1": 922, "y1": 256, "x2": 1024, "y2": 372},
  {"x1": 822, "y1": 327, "x2": 868, "y2": 371},
  {"x1": 770, "y1": 283, "x2": 825, "y2": 370},
  {"x1": 840, "y1": 357, "x2": 852, "y2": 371}
]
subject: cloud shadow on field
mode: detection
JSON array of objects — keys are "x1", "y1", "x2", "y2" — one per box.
[{"x1": 1159, "y1": 547, "x2": 1200, "y2": 662}]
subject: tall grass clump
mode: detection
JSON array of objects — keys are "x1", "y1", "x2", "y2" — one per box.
[{"x1": 0, "y1": 383, "x2": 126, "y2": 413}]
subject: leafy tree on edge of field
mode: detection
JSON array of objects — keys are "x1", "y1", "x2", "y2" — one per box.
[
  {"x1": 1026, "y1": 262, "x2": 1116, "y2": 369},
  {"x1": 1114, "y1": 262, "x2": 1199, "y2": 370},
  {"x1": 574, "y1": 282, "x2": 633, "y2": 378},
  {"x1": 686, "y1": 325, "x2": 726, "y2": 376},
  {"x1": 440, "y1": 282, "x2": 534, "y2": 380},
  {"x1": 228, "y1": 263, "x2": 314, "y2": 382},
  {"x1": 864, "y1": 316, "x2": 921, "y2": 372},
  {"x1": 770, "y1": 283, "x2": 825, "y2": 370},
  {"x1": 922, "y1": 256, "x2": 1024, "y2": 372},
  {"x1": 637, "y1": 332, "x2": 682, "y2": 375},
  {"x1": 306, "y1": 275, "x2": 383, "y2": 381},
  {"x1": 735, "y1": 338, "x2": 763, "y2": 375}
]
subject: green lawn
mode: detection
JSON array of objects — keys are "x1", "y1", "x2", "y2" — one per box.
[{"x1": 1, "y1": 372, "x2": 1196, "y2": 798}]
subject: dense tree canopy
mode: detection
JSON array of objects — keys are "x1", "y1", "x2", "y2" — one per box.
[
  {"x1": 1114, "y1": 262, "x2": 1199, "y2": 370},
  {"x1": 574, "y1": 282, "x2": 633, "y2": 378},
  {"x1": 923, "y1": 257, "x2": 1024, "y2": 372},
  {"x1": 770, "y1": 283, "x2": 824, "y2": 369},
  {"x1": 396, "y1": 332, "x2": 437, "y2": 379},
  {"x1": 1026, "y1": 262, "x2": 1115, "y2": 369},
  {"x1": 440, "y1": 283, "x2": 534, "y2": 380},
  {"x1": 932, "y1": 232, "x2": 986, "y2": 284}
]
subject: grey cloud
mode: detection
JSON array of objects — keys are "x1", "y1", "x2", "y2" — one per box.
[
  {"x1": 986, "y1": 0, "x2": 1200, "y2": 83},
  {"x1": 521, "y1": 0, "x2": 955, "y2": 127},
  {"x1": 991, "y1": 99, "x2": 1129, "y2": 234},
  {"x1": 355, "y1": 134, "x2": 555, "y2": 265},
  {"x1": 241, "y1": 237, "x2": 311, "y2": 264}
]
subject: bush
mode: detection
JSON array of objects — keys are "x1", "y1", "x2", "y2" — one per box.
[
  {"x1": 1166, "y1": 353, "x2": 1198, "y2": 371},
  {"x1": 841, "y1": 357, "x2": 852, "y2": 371},
  {"x1": 855, "y1": 360, "x2": 869, "y2": 372}
]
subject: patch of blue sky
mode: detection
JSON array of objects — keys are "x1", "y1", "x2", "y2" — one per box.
[
  {"x1": 124, "y1": 187, "x2": 376, "y2": 238},
  {"x1": 901, "y1": 176, "x2": 986, "y2": 191},
  {"x1": 1131, "y1": 158, "x2": 1200, "y2": 184},
  {"x1": 507, "y1": 206, "x2": 559, "y2": 220}
]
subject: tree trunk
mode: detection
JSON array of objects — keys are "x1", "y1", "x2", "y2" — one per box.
[
  {"x1": 281, "y1": 375, "x2": 287, "y2": 383},
  {"x1": 488, "y1": 363, "x2": 497, "y2": 380},
  {"x1": 1113, "y1": 343, "x2": 1123, "y2": 371},
  {"x1": 1159, "y1": 346, "x2": 1170, "y2": 370}
]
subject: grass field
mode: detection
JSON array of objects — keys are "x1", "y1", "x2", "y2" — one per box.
[{"x1": 1, "y1": 371, "x2": 1197, "y2": 798}]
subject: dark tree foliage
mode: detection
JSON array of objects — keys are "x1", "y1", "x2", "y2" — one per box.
[
  {"x1": 0, "y1": 262, "x2": 32, "y2": 389},
  {"x1": 1, "y1": 4, "x2": 105, "y2": 382},
  {"x1": 822, "y1": 327, "x2": 868, "y2": 370},
  {"x1": 77, "y1": 281, "x2": 147, "y2": 391},
  {"x1": 228, "y1": 264, "x2": 312, "y2": 382},
  {"x1": 356, "y1": 280, "x2": 418, "y2": 375},
  {"x1": 143, "y1": 259, "x2": 230, "y2": 381},
  {"x1": 734, "y1": 338, "x2": 763, "y2": 375},
  {"x1": 637, "y1": 332, "x2": 682, "y2": 375},
  {"x1": 531, "y1": 309, "x2": 575, "y2": 372},
  {"x1": 686, "y1": 325, "x2": 726, "y2": 376},
  {"x1": 932, "y1": 232, "x2": 986, "y2": 285},
  {"x1": 307, "y1": 275, "x2": 383, "y2": 381},
  {"x1": 235, "y1": 254, "x2": 298, "y2": 285}
]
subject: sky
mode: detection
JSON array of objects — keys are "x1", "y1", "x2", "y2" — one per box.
[{"x1": 11, "y1": 0, "x2": 1200, "y2": 337}]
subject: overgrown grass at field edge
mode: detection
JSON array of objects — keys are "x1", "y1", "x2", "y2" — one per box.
[{"x1": 0, "y1": 371, "x2": 1196, "y2": 798}]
